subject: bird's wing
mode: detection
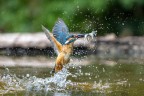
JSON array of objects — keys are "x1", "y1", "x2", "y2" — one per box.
[
  {"x1": 52, "y1": 18, "x2": 69, "y2": 45},
  {"x1": 42, "y1": 25, "x2": 62, "y2": 55}
]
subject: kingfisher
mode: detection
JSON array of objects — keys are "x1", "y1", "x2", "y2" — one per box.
[
  {"x1": 42, "y1": 18, "x2": 85, "y2": 73},
  {"x1": 42, "y1": 18, "x2": 97, "y2": 73}
]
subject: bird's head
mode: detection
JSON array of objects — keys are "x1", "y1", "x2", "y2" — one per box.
[
  {"x1": 64, "y1": 34, "x2": 84, "y2": 45},
  {"x1": 64, "y1": 35, "x2": 76, "y2": 45},
  {"x1": 65, "y1": 37, "x2": 76, "y2": 45}
]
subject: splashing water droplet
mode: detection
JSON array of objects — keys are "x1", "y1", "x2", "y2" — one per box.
[
  {"x1": 122, "y1": 23, "x2": 125, "y2": 25},
  {"x1": 1, "y1": 67, "x2": 72, "y2": 94},
  {"x1": 103, "y1": 68, "x2": 105, "y2": 72}
]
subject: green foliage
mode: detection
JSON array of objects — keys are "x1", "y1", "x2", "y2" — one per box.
[{"x1": 0, "y1": 0, "x2": 144, "y2": 36}]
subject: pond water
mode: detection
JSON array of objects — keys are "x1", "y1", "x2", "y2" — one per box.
[{"x1": 0, "y1": 57, "x2": 144, "y2": 96}]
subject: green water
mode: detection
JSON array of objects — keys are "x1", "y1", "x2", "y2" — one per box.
[{"x1": 0, "y1": 59, "x2": 144, "y2": 96}]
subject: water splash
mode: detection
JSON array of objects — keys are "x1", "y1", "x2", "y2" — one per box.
[
  {"x1": 0, "y1": 67, "x2": 72, "y2": 94},
  {"x1": 0, "y1": 66, "x2": 128, "y2": 95},
  {"x1": 25, "y1": 67, "x2": 72, "y2": 92},
  {"x1": 1, "y1": 74, "x2": 23, "y2": 94}
]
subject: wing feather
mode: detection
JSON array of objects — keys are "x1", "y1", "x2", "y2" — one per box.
[
  {"x1": 42, "y1": 25, "x2": 62, "y2": 55},
  {"x1": 52, "y1": 18, "x2": 69, "y2": 45}
]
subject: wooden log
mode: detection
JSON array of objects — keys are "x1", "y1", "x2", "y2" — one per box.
[
  {"x1": 0, "y1": 33, "x2": 91, "y2": 48},
  {"x1": 0, "y1": 33, "x2": 144, "y2": 58}
]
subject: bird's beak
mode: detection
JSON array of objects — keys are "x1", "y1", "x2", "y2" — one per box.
[{"x1": 75, "y1": 34, "x2": 85, "y2": 38}]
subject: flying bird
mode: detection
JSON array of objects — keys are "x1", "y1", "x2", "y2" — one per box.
[
  {"x1": 42, "y1": 18, "x2": 85, "y2": 73},
  {"x1": 42, "y1": 18, "x2": 97, "y2": 73}
]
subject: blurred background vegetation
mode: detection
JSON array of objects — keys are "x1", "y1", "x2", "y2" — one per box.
[{"x1": 0, "y1": 0, "x2": 144, "y2": 36}]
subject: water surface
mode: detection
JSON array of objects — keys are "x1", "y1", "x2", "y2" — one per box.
[{"x1": 0, "y1": 58, "x2": 144, "y2": 96}]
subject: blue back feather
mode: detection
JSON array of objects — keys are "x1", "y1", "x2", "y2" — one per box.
[{"x1": 52, "y1": 18, "x2": 69, "y2": 45}]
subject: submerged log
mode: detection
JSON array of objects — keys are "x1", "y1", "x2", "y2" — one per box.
[{"x1": 0, "y1": 56, "x2": 90, "y2": 68}]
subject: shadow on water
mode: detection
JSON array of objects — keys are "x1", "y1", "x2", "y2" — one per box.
[{"x1": 0, "y1": 57, "x2": 144, "y2": 96}]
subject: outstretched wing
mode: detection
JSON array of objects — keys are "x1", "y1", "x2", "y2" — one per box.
[
  {"x1": 42, "y1": 25, "x2": 62, "y2": 55},
  {"x1": 52, "y1": 18, "x2": 69, "y2": 45}
]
